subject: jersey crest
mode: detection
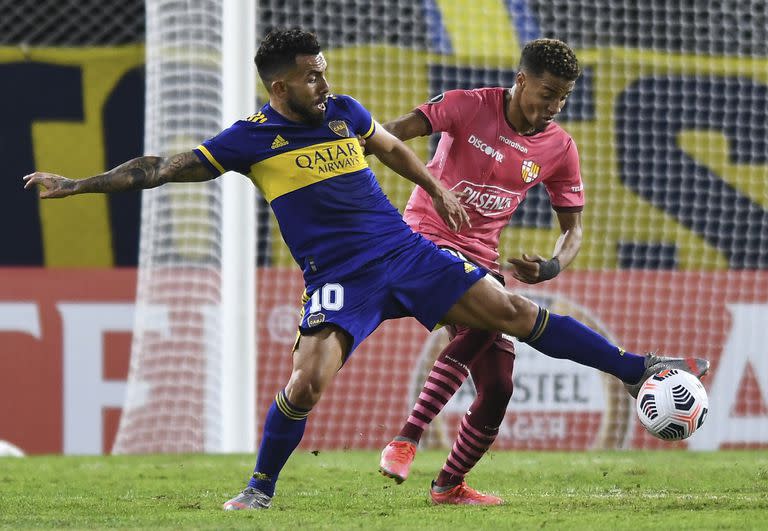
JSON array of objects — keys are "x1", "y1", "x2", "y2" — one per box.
[
  {"x1": 521, "y1": 159, "x2": 541, "y2": 183},
  {"x1": 328, "y1": 120, "x2": 351, "y2": 138}
]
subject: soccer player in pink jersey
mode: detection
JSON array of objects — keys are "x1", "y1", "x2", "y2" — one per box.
[{"x1": 379, "y1": 39, "x2": 596, "y2": 505}]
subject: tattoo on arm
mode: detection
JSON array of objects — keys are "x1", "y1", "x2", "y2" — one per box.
[
  {"x1": 160, "y1": 151, "x2": 215, "y2": 183},
  {"x1": 79, "y1": 151, "x2": 215, "y2": 193}
]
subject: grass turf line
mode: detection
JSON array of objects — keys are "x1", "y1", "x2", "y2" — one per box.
[{"x1": 0, "y1": 450, "x2": 766, "y2": 529}]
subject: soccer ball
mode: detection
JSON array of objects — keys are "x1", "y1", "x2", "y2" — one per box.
[
  {"x1": 635, "y1": 369, "x2": 709, "y2": 441},
  {"x1": 0, "y1": 439, "x2": 25, "y2": 457}
]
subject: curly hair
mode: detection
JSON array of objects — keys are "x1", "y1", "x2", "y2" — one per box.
[
  {"x1": 519, "y1": 38, "x2": 581, "y2": 81},
  {"x1": 255, "y1": 28, "x2": 321, "y2": 83}
]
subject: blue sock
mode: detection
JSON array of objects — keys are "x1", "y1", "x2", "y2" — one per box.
[
  {"x1": 248, "y1": 389, "x2": 310, "y2": 497},
  {"x1": 521, "y1": 307, "x2": 646, "y2": 383}
]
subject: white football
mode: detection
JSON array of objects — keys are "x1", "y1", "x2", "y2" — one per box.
[
  {"x1": 0, "y1": 439, "x2": 25, "y2": 457},
  {"x1": 636, "y1": 369, "x2": 709, "y2": 440}
]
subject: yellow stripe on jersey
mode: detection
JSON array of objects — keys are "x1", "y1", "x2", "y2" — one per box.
[
  {"x1": 361, "y1": 119, "x2": 375, "y2": 139},
  {"x1": 195, "y1": 144, "x2": 225, "y2": 174},
  {"x1": 248, "y1": 137, "x2": 368, "y2": 203}
]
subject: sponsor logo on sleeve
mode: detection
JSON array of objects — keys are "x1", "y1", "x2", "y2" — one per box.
[{"x1": 427, "y1": 93, "x2": 445, "y2": 104}]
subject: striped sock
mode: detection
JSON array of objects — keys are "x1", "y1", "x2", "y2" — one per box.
[
  {"x1": 435, "y1": 416, "x2": 498, "y2": 487},
  {"x1": 399, "y1": 328, "x2": 497, "y2": 443},
  {"x1": 400, "y1": 357, "x2": 470, "y2": 442},
  {"x1": 249, "y1": 389, "x2": 310, "y2": 497}
]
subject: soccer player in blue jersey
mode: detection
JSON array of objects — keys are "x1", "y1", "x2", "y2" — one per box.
[{"x1": 24, "y1": 28, "x2": 708, "y2": 511}]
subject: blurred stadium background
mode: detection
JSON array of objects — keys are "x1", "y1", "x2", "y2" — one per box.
[{"x1": 0, "y1": 0, "x2": 766, "y2": 457}]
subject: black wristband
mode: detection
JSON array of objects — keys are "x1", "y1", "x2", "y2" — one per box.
[{"x1": 537, "y1": 257, "x2": 561, "y2": 281}]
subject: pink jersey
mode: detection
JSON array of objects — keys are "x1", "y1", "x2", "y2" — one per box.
[{"x1": 403, "y1": 87, "x2": 584, "y2": 274}]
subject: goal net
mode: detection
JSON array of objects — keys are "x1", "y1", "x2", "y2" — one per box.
[
  {"x1": 116, "y1": 0, "x2": 768, "y2": 453},
  {"x1": 113, "y1": 0, "x2": 227, "y2": 453}
]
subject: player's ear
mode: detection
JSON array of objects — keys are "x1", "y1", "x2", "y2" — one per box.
[
  {"x1": 270, "y1": 79, "x2": 287, "y2": 98},
  {"x1": 516, "y1": 71, "x2": 526, "y2": 89}
]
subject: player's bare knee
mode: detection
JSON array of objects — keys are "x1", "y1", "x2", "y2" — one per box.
[
  {"x1": 495, "y1": 292, "x2": 538, "y2": 335},
  {"x1": 285, "y1": 371, "x2": 324, "y2": 409}
]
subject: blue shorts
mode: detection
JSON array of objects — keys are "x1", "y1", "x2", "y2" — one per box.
[{"x1": 297, "y1": 236, "x2": 487, "y2": 358}]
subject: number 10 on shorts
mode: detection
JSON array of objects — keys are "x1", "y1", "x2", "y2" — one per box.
[{"x1": 308, "y1": 283, "x2": 345, "y2": 312}]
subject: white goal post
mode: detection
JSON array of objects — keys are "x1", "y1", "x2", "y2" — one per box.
[{"x1": 220, "y1": 0, "x2": 256, "y2": 455}]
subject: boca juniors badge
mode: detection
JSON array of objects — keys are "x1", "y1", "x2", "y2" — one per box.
[
  {"x1": 306, "y1": 313, "x2": 326, "y2": 327},
  {"x1": 329, "y1": 120, "x2": 351, "y2": 138}
]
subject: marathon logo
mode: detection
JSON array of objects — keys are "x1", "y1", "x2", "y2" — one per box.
[
  {"x1": 498, "y1": 134, "x2": 529, "y2": 153},
  {"x1": 467, "y1": 134, "x2": 504, "y2": 162}
]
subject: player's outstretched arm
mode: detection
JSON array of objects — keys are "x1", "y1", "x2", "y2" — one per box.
[
  {"x1": 23, "y1": 151, "x2": 216, "y2": 199},
  {"x1": 365, "y1": 121, "x2": 469, "y2": 232},
  {"x1": 507, "y1": 211, "x2": 583, "y2": 283}
]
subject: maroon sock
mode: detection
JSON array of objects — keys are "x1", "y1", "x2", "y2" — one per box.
[
  {"x1": 399, "y1": 326, "x2": 497, "y2": 442},
  {"x1": 435, "y1": 340, "x2": 515, "y2": 487}
]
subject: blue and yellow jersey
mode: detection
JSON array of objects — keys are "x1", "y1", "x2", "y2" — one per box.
[{"x1": 194, "y1": 94, "x2": 418, "y2": 286}]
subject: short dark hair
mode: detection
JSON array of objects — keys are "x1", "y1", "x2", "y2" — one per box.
[
  {"x1": 255, "y1": 28, "x2": 322, "y2": 83},
  {"x1": 519, "y1": 38, "x2": 581, "y2": 81}
]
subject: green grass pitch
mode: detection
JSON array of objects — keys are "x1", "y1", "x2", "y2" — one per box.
[{"x1": 1, "y1": 450, "x2": 766, "y2": 529}]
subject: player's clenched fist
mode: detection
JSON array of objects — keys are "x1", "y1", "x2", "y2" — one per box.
[
  {"x1": 507, "y1": 253, "x2": 561, "y2": 284},
  {"x1": 23, "y1": 172, "x2": 77, "y2": 199}
]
